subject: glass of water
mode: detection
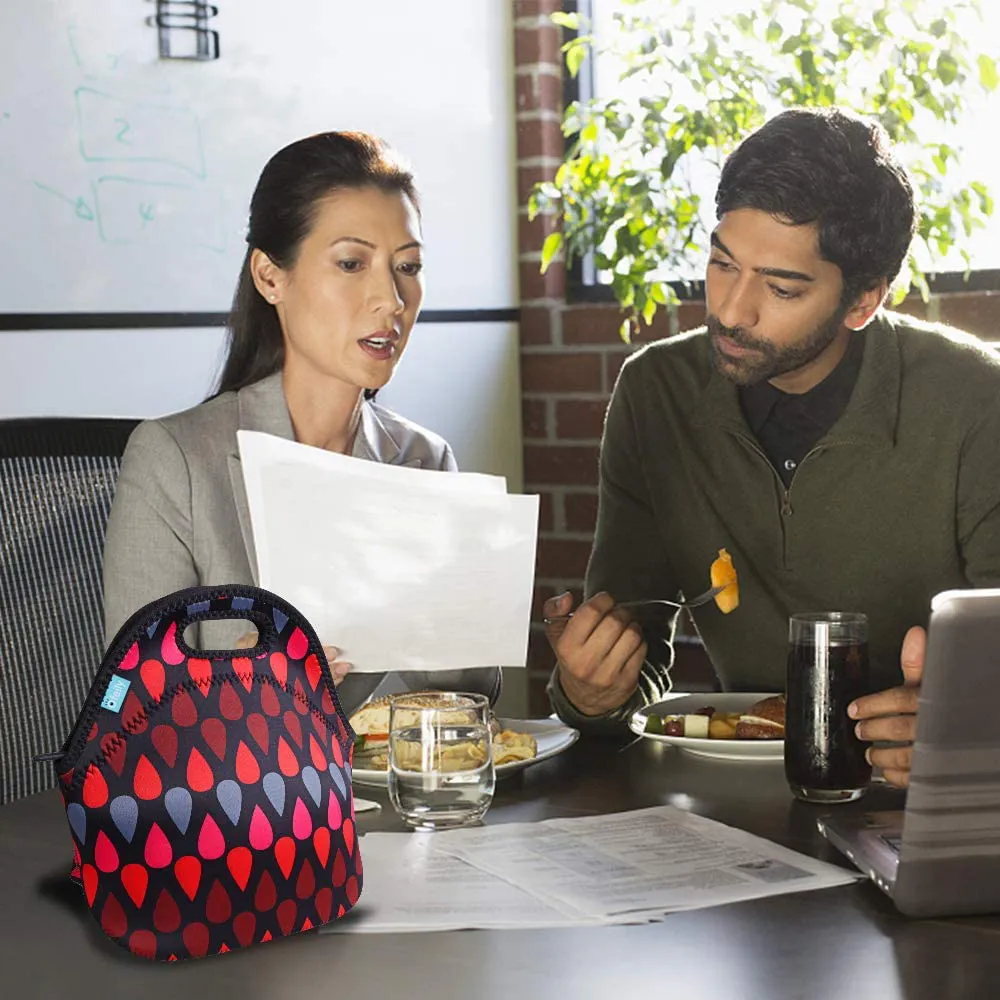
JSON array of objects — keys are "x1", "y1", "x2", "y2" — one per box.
[{"x1": 387, "y1": 691, "x2": 495, "y2": 831}]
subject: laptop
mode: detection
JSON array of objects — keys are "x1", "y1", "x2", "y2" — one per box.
[{"x1": 816, "y1": 588, "x2": 1000, "y2": 917}]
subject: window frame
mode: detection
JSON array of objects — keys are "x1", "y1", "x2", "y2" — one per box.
[{"x1": 560, "y1": 0, "x2": 1000, "y2": 304}]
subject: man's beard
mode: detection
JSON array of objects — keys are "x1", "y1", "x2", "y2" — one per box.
[{"x1": 707, "y1": 304, "x2": 849, "y2": 386}]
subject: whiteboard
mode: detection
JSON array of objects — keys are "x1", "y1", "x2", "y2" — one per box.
[{"x1": 0, "y1": 0, "x2": 517, "y2": 314}]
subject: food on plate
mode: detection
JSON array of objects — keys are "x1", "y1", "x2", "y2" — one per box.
[
  {"x1": 349, "y1": 692, "x2": 538, "y2": 771},
  {"x1": 734, "y1": 695, "x2": 786, "y2": 739},
  {"x1": 710, "y1": 548, "x2": 740, "y2": 613},
  {"x1": 642, "y1": 697, "x2": 784, "y2": 740}
]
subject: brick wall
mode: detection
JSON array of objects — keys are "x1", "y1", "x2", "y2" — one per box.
[{"x1": 511, "y1": 0, "x2": 1000, "y2": 714}]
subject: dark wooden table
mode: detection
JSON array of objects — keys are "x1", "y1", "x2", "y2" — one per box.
[{"x1": 3, "y1": 734, "x2": 999, "y2": 999}]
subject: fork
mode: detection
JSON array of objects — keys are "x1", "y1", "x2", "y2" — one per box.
[{"x1": 542, "y1": 583, "x2": 728, "y2": 625}]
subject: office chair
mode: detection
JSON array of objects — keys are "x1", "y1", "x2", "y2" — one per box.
[{"x1": 0, "y1": 417, "x2": 138, "y2": 803}]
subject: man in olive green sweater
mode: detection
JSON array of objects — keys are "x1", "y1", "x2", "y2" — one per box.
[{"x1": 544, "y1": 108, "x2": 1000, "y2": 788}]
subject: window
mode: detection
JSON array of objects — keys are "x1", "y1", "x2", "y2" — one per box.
[{"x1": 568, "y1": 0, "x2": 1000, "y2": 297}]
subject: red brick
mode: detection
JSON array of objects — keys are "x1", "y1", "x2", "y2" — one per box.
[
  {"x1": 555, "y1": 399, "x2": 607, "y2": 440},
  {"x1": 536, "y1": 536, "x2": 593, "y2": 579},
  {"x1": 562, "y1": 304, "x2": 625, "y2": 344},
  {"x1": 514, "y1": 0, "x2": 563, "y2": 19},
  {"x1": 564, "y1": 491, "x2": 599, "y2": 533},
  {"x1": 515, "y1": 71, "x2": 563, "y2": 115},
  {"x1": 519, "y1": 305, "x2": 554, "y2": 345},
  {"x1": 521, "y1": 397, "x2": 548, "y2": 439},
  {"x1": 515, "y1": 118, "x2": 564, "y2": 160},
  {"x1": 937, "y1": 291, "x2": 1000, "y2": 341},
  {"x1": 523, "y1": 444, "x2": 600, "y2": 485},
  {"x1": 537, "y1": 489, "x2": 555, "y2": 531},
  {"x1": 676, "y1": 300, "x2": 707, "y2": 332},
  {"x1": 519, "y1": 258, "x2": 565, "y2": 301},
  {"x1": 519, "y1": 351, "x2": 602, "y2": 393},
  {"x1": 514, "y1": 25, "x2": 562, "y2": 67}
]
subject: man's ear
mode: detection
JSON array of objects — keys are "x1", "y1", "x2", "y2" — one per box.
[
  {"x1": 250, "y1": 249, "x2": 285, "y2": 305},
  {"x1": 844, "y1": 280, "x2": 888, "y2": 331}
]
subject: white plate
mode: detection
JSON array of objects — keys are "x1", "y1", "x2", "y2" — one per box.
[
  {"x1": 350, "y1": 717, "x2": 581, "y2": 787},
  {"x1": 630, "y1": 692, "x2": 784, "y2": 761}
]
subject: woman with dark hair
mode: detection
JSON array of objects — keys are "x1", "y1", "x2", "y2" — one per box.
[{"x1": 103, "y1": 131, "x2": 500, "y2": 712}]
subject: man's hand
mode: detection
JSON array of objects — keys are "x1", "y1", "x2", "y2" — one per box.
[
  {"x1": 543, "y1": 591, "x2": 647, "y2": 717},
  {"x1": 848, "y1": 625, "x2": 925, "y2": 788}
]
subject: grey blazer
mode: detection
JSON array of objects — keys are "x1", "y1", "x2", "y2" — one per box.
[{"x1": 102, "y1": 372, "x2": 501, "y2": 714}]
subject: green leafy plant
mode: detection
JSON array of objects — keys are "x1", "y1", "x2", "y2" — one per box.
[{"x1": 532, "y1": 0, "x2": 998, "y2": 341}]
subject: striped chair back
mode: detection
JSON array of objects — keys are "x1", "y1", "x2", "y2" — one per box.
[{"x1": 0, "y1": 417, "x2": 138, "y2": 803}]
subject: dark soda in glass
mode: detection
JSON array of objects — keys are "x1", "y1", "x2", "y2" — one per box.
[{"x1": 785, "y1": 613, "x2": 871, "y2": 803}]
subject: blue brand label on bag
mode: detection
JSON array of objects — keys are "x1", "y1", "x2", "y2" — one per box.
[{"x1": 101, "y1": 675, "x2": 132, "y2": 713}]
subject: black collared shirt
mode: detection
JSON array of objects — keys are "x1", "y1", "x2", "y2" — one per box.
[{"x1": 739, "y1": 333, "x2": 865, "y2": 488}]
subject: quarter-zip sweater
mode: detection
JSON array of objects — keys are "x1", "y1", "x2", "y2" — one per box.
[{"x1": 548, "y1": 312, "x2": 1000, "y2": 731}]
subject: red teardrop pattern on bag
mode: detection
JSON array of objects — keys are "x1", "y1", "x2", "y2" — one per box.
[
  {"x1": 133, "y1": 755, "x2": 162, "y2": 801},
  {"x1": 218, "y1": 943, "x2": 230, "y2": 954},
  {"x1": 182, "y1": 922, "x2": 209, "y2": 959},
  {"x1": 101, "y1": 733, "x2": 127, "y2": 777},
  {"x1": 197, "y1": 813, "x2": 225, "y2": 861},
  {"x1": 233, "y1": 911, "x2": 256, "y2": 948},
  {"x1": 277, "y1": 737, "x2": 299, "y2": 778},
  {"x1": 187, "y1": 747, "x2": 214, "y2": 793},
  {"x1": 139, "y1": 659, "x2": 166, "y2": 702},
  {"x1": 235, "y1": 741, "x2": 261, "y2": 784},
  {"x1": 232, "y1": 656, "x2": 254, "y2": 693},
  {"x1": 343, "y1": 818, "x2": 355, "y2": 857},
  {"x1": 329, "y1": 731, "x2": 344, "y2": 768},
  {"x1": 201, "y1": 718, "x2": 227, "y2": 761},
  {"x1": 205, "y1": 880, "x2": 232, "y2": 924},
  {"x1": 269, "y1": 652, "x2": 287, "y2": 689},
  {"x1": 95, "y1": 830, "x2": 120, "y2": 873},
  {"x1": 121, "y1": 863, "x2": 148, "y2": 908},
  {"x1": 292, "y1": 797, "x2": 312, "y2": 840},
  {"x1": 260, "y1": 930, "x2": 273, "y2": 944},
  {"x1": 161, "y1": 621, "x2": 185, "y2": 666},
  {"x1": 314, "y1": 887, "x2": 333, "y2": 924},
  {"x1": 275, "y1": 899, "x2": 297, "y2": 937},
  {"x1": 308, "y1": 734, "x2": 327, "y2": 771},
  {"x1": 332, "y1": 851, "x2": 347, "y2": 888},
  {"x1": 122, "y1": 690, "x2": 148, "y2": 734},
  {"x1": 188, "y1": 658, "x2": 213, "y2": 698},
  {"x1": 274, "y1": 836, "x2": 296, "y2": 880},
  {"x1": 321, "y1": 687, "x2": 335, "y2": 716},
  {"x1": 254, "y1": 870, "x2": 277, "y2": 912},
  {"x1": 144, "y1": 822, "x2": 173, "y2": 869},
  {"x1": 120, "y1": 641, "x2": 139, "y2": 671},
  {"x1": 286, "y1": 627, "x2": 308, "y2": 661},
  {"x1": 283, "y1": 710, "x2": 303, "y2": 748},
  {"x1": 226, "y1": 847, "x2": 253, "y2": 892},
  {"x1": 88, "y1": 722, "x2": 98, "y2": 742},
  {"x1": 248, "y1": 805, "x2": 273, "y2": 851},
  {"x1": 295, "y1": 859, "x2": 315, "y2": 900},
  {"x1": 260, "y1": 683, "x2": 280, "y2": 717},
  {"x1": 327, "y1": 788, "x2": 342, "y2": 831},
  {"x1": 219, "y1": 680, "x2": 244, "y2": 721},
  {"x1": 304, "y1": 654, "x2": 322, "y2": 692},
  {"x1": 311, "y1": 713, "x2": 328, "y2": 742},
  {"x1": 300, "y1": 917, "x2": 314, "y2": 932},
  {"x1": 172, "y1": 687, "x2": 198, "y2": 727},
  {"x1": 82, "y1": 765, "x2": 109, "y2": 808},
  {"x1": 246, "y1": 713, "x2": 270, "y2": 753},
  {"x1": 100, "y1": 892, "x2": 128, "y2": 939},
  {"x1": 82, "y1": 863, "x2": 99, "y2": 907},
  {"x1": 173, "y1": 856, "x2": 202, "y2": 902},
  {"x1": 150, "y1": 725, "x2": 178, "y2": 768},
  {"x1": 313, "y1": 827, "x2": 331, "y2": 870},
  {"x1": 153, "y1": 889, "x2": 181, "y2": 933},
  {"x1": 346, "y1": 876, "x2": 360, "y2": 906},
  {"x1": 129, "y1": 929, "x2": 157, "y2": 959},
  {"x1": 292, "y1": 678, "x2": 309, "y2": 715}
]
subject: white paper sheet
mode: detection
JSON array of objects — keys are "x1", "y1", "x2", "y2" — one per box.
[
  {"x1": 435, "y1": 806, "x2": 862, "y2": 919},
  {"x1": 238, "y1": 430, "x2": 539, "y2": 673},
  {"x1": 324, "y1": 832, "x2": 623, "y2": 934}
]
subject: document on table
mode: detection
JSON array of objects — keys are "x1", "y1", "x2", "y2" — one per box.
[
  {"x1": 238, "y1": 430, "x2": 539, "y2": 674},
  {"x1": 323, "y1": 832, "x2": 629, "y2": 934},
  {"x1": 435, "y1": 805, "x2": 862, "y2": 919}
]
